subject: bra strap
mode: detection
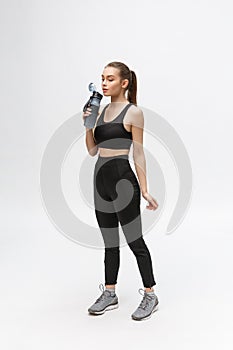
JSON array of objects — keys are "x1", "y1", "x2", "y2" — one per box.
[
  {"x1": 116, "y1": 103, "x2": 133, "y2": 122},
  {"x1": 98, "y1": 102, "x2": 133, "y2": 124},
  {"x1": 97, "y1": 104, "x2": 110, "y2": 125}
]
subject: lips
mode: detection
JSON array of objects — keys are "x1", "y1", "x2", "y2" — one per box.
[{"x1": 103, "y1": 89, "x2": 108, "y2": 92}]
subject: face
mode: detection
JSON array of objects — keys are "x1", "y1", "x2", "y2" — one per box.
[{"x1": 101, "y1": 67, "x2": 129, "y2": 97}]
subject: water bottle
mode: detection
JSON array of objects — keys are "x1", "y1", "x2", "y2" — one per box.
[{"x1": 83, "y1": 83, "x2": 103, "y2": 129}]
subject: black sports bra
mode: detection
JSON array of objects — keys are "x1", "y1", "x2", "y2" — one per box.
[{"x1": 93, "y1": 103, "x2": 134, "y2": 149}]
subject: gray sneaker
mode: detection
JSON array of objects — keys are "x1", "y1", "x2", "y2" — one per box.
[
  {"x1": 88, "y1": 283, "x2": 119, "y2": 315},
  {"x1": 131, "y1": 288, "x2": 159, "y2": 321}
]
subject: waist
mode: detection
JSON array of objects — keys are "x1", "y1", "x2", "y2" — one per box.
[
  {"x1": 96, "y1": 153, "x2": 129, "y2": 168},
  {"x1": 97, "y1": 153, "x2": 129, "y2": 161},
  {"x1": 95, "y1": 153, "x2": 130, "y2": 176}
]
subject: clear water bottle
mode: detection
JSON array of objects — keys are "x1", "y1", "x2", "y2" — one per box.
[{"x1": 83, "y1": 83, "x2": 103, "y2": 129}]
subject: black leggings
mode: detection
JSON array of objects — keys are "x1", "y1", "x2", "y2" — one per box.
[{"x1": 93, "y1": 154, "x2": 156, "y2": 288}]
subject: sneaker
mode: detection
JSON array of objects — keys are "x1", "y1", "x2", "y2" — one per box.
[
  {"x1": 131, "y1": 288, "x2": 159, "y2": 321},
  {"x1": 88, "y1": 283, "x2": 119, "y2": 315}
]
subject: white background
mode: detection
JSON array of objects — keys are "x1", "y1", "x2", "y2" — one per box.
[{"x1": 1, "y1": 0, "x2": 233, "y2": 349}]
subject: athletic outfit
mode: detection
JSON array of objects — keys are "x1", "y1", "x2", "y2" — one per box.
[
  {"x1": 88, "y1": 103, "x2": 159, "y2": 320},
  {"x1": 93, "y1": 103, "x2": 156, "y2": 288}
]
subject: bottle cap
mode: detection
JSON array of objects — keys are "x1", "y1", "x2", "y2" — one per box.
[{"x1": 92, "y1": 91, "x2": 103, "y2": 100}]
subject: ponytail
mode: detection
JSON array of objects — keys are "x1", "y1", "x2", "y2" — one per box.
[{"x1": 127, "y1": 70, "x2": 137, "y2": 105}]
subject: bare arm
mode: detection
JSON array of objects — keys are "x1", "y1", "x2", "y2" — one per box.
[
  {"x1": 85, "y1": 128, "x2": 98, "y2": 157},
  {"x1": 131, "y1": 107, "x2": 148, "y2": 195},
  {"x1": 131, "y1": 107, "x2": 159, "y2": 210}
]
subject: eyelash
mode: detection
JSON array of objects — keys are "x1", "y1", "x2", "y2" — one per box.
[{"x1": 102, "y1": 79, "x2": 113, "y2": 82}]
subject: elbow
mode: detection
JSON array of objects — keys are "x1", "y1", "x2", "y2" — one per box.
[
  {"x1": 88, "y1": 145, "x2": 98, "y2": 157},
  {"x1": 89, "y1": 151, "x2": 97, "y2": 157}
]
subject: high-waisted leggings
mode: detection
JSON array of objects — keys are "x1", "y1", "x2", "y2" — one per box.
[{"x1": 93, "y1": 154, "x2": 156, "y2": 288}]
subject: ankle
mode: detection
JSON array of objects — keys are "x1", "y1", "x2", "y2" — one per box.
[{"x1": 105, "y1": 284, "x2": 115, "y2": 291}]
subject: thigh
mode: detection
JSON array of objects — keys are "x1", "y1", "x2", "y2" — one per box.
[
  {"x1": 114, "y1": 160, "x2": 143, "y2": 244},
  {"x1": 114, "y1": 160, "x2": 141, "y2": 223},
  {"x1": 94, "y1": 159, "x2": 120, "y2": 248},
  {"x1": 93, "y1": 159, "x2": 119, "y2": 227}
]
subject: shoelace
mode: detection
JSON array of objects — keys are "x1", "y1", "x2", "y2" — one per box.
[
  {"x1": 137, "y1": 288, "x2": 155, "y2": 310},
  {"x1": 95, "y1": 283, "x2": 113, "y2": 304}
]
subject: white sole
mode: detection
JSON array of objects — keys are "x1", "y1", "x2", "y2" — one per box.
[
  {"x1": 88, "y1": 303, "x2": 119, "y2": 315},
  {"x1": 131, "y1": 303, "x2": 159, "y2": 321}
]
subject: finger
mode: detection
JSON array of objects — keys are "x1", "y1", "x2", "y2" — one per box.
[
  {"x1": 151, "y1": 198, "x2": 158, "y2": 207},
  {"x1": 150, "y1": 200, "x2": 158, "y2": 210},
  {"x1": 147, "y1": 202, "x2": 153, "y2": 209},
  {"x1": 149, "y1": 198, "x2": 155, "y2": 206},
  {"x1": 83, "y1": 112, "x2": 91, "y2": 118}
]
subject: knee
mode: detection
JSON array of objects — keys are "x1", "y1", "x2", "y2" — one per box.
[
  {"x1": 105, "y1": 246, "x2": 119, "y2": 254},
  {"x1": 128, "y1": 237, "x2": 148, "y2": 255}
]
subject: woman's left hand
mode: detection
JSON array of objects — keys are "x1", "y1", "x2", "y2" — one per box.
[{"x1": 142, "y1": 191, "x2": 159, "y2": 211}]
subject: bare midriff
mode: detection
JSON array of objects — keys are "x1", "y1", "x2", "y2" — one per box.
[{"x1": 98, "y1": 148, "x2": 130, "y2": 157}]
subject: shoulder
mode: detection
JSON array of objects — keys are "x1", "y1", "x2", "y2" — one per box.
[{"x1": 128, "y1": 104, "x2": 144, "y2": 128}]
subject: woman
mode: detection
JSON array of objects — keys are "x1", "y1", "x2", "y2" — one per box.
[{"x1": 82, "y1": 61, "x2": 159, "y2": 321}]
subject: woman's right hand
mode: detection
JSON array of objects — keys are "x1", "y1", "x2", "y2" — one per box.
[
  {"x1": 83, "y1": 107, "x2": 94, "y2": 130},
  {"x1": 82, "y1": 107, "x2": 92, "y2": 125}
]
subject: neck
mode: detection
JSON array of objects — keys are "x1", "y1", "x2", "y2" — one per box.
[
  {"x1": 108, "y1": 101, "x2": 130, "y2": 109},
  {"x1": 110, "y1": 96, "x2": 129, "y2": 103}
]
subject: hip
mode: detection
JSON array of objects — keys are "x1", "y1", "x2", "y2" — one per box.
[{"x1": 94, "y1": 154, "x2": 140, "y2": 188}]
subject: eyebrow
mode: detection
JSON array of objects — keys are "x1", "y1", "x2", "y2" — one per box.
[{"x1": 101, "y1": 74, "x2": 115, "y2": 78}]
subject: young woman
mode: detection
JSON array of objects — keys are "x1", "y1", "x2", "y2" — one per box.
[{"x1": 82, "y1": 61, "x2": 159, "y2": 321}]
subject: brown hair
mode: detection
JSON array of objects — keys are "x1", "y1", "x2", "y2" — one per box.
[{"x1": 104, "y1": 61, "x2": 137, "y2": 105}]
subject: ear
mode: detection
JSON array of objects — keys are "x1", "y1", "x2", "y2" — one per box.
[{"x1": 121, "y1": 79, "x2": 130, "y2": 89}]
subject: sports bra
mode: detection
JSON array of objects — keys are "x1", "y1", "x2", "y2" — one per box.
[{"x1": 93, "y1": 103, "x2": 134, "y2": 149}]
